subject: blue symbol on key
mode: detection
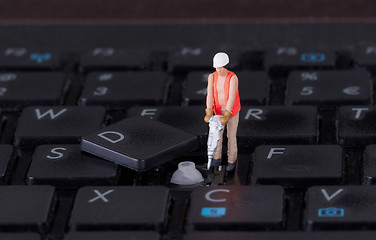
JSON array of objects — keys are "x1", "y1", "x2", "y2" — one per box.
[
  {"x1": 318, "y1": 207, "x2": 344, "y2": 217},
  {"x1": 30, "y1": 53, "x2": 52, "y2": 63},
  {"x1": 301, "y1": 53, "x2": 326, "y2": 62},
  {"x1": 201, "y1": 207, "x2": 226, "y2": 218}
]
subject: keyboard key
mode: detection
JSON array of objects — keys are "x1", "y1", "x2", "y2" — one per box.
[
  {"x1": 0, "y1": 145, "x2": 14, "y2": 184},
  {"x1": 79, "y1": 48, "x2": 149, "y2": 72},
  {"x1": 184, "y1": 232, "x2": 376, "y2": 240},
  {"x1": 0, "y1": 186, "x2": 55, "y2": 233},
  {"x1": 363, "y1": 145, "x2": 376, "y2": 184},
  {"x1": 337, "y1": 106, "x2": 376, "y2": 146},
  {"x1": 79, "y1": 72, "x2": 168, "y2": 108},
  {"x1": 0, "y1": 72, "x2": 66, "y2": 109},
  {"x1": 0, "y1": 233, "x2": 40, "y2": 240},
  {"x1": 354, "y1": 46, "x2": 376, "y2": 72},
  {"x1": 69, "y1": 186, "x2": 169, "y2": 231},
  {"x1": 238, "y1": 106, "x2": 318, "y2": 146},
  {"x1": 252, "y1": 145, "x2": 343, "y2": 186},
  {"x1": 14, "y1": 106, "x2": 106, "y2": 147},
  {"x1": 265, "y1": 47, "x2": 335, "y2": 75},
  {"x1": 0, "y1": 48, "x2": 61, "y2": 70},
  {"x1": 27, "y1": 145, "x2": 119, "y2": 188},
  {"x1": 286, "y1": 70, "x2": 371, "y2": 106},
  {"x1": 127, "y1": 106, "x2": 207, "y2": 143},
  {"x1": 81, "y1": 116, "x2": 198, "y2": 171},
  {"x1": 65, "y1": 232, "x2": 159, "y2": 240},
  {"x1": 182, "y1": 71, "x2": 269, "y2": 106},
  {"x1": 306, "y1": 186, "x2": 376, "y2": 230},
  {"x1": 168, "y1": 48, "x2": 240, "y2": 73},
  {"x1": 186, "y1": 186, "x2": 284, "y2": 231}
]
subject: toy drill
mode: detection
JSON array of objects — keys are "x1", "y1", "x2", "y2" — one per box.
[{"x1": 207, "y1": 115, "x2": 224, "y2": 169}]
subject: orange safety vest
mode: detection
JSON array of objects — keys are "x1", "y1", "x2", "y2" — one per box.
[{"x1": 212, "y1": 71, "x2": 241, "y2": 118}]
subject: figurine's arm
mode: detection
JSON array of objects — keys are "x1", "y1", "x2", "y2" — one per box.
[
  {"x1": 225, "y1": 75, "x2": 239, "y2": 113},
  {"x1": 206, "y1": 73, "x2": 214, "y2": 109}
]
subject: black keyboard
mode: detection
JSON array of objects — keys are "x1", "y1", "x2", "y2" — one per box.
[{"x1": 2, "y1": 23, "x2": 376, "y2": 240}]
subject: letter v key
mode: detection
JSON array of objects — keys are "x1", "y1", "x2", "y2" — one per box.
[{"x1": 321, "y1": 189, "x2": 344, "y2": 201}]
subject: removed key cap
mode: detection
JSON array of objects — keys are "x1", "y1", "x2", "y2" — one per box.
[{"x1": 81, "y1": 117, "x2": 198, "y2": 171}]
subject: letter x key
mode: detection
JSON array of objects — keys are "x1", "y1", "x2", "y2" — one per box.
[{"x1": 88, "y1": 190, "x2": 114, "y2": 203}]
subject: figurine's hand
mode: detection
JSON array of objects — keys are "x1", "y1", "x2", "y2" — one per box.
[
  {"x1": 219, "y1": 110, "x2": 232, "y2": 125},
  {"x1": 204, "y1": 108, "x2": 214, "y2": 123}
]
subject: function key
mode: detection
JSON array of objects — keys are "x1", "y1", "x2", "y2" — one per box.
[
  {"x1": 252, "y1": 145, "x2": 343, "y2": 186},
  {"x1": 79, "y1": 48, "x2": 150, "y2": 72},
  {"x1": 14, "y1": 106, "x2": 106, "y2": 147},
  {"x1": 27, "y1": 145, "x2": 119, "y2": 188},
  {"x1": 69, "y1": 186, "x2": 169, "y2": 231},
  {"x1": 305, "y1": 186, "x2": 376, "y2": 230},
  {"x1": 337, "y1": 107, "x2": 376, "y2": 146},
  {"x1": 81, "y1": 117, "x2": 198, "y2": 171},
  {"x1": 168, "y1": 48, "x2": 240, "y2": 73},
  {"x1": 79, "y1": 72, "x2": 168, "y2": 108},
  {"x1": 238, "y1": 106, "x2": 318, "y2": 146},
  {"x1": 0, "y1": 48, "x2": 61, "y2": 70},
  {"x1": 182, "y1": 71, "x2": 269, "y2": 106},
  {"x1": 186, "y1": 186, "x2": 284, "y2": 231},
  {"x1": 0, "y1": 72, "x2": 66, "y2": 109},
  {"x1": 65, "y1": 232, "x2": 159, "y2": 240},
  {"x1": 0, "y1": 186, "x2": 55, "y2": 233},
  {"x1": 286, "y1": 70, "x2": 371, "y2": 106},
  {"x1": 265, "y1": 47, "x2": 335, "y2": 75}
]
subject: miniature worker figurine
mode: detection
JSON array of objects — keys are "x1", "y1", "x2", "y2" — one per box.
[{"x1": 204, "y1": 52, "x2": 241, "y2": 171}]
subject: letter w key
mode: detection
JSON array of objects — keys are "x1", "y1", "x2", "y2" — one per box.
[{"x1": 14, "y1": 106, "x2": 106, "y2": 147}]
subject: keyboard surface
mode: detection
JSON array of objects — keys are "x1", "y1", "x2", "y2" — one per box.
[{"x1": 1, "y1": 23, "x2": 376, "y2": 239}]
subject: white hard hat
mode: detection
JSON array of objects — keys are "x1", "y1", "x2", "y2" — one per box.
[{"x1": 213, "y1": 52, "x2": 229, "y2": 68}]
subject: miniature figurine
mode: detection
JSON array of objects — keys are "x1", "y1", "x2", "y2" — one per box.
[{"x1": 204, "y1": 52, "x2": 241, "y2": 171}]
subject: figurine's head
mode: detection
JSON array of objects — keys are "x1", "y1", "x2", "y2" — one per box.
[{"x1": 213, "y1": 52, "x2": 229, "y2": 69}]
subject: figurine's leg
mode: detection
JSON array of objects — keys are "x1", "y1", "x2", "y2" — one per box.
[{"x1": 227, "y1": 113, "x2": 239, "y2": 164}]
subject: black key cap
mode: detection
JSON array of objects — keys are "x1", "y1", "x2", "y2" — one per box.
[
  {"x1": 79, "y1": 72, "x2": 168, "y2": 108},
  {"x1": 65, "y1": 232, "x2": 159, "y2": 240},
  {"x1": 182, "y1": 71, "x2": 269, "y2": 106},
  {"x1": 0, "y1": 72, "x2": 66, "y2": 109},
  {"x1": 79, "y1": 48, "x2": 149, "y2": 72},
  {"x1": 306, "y1": 186, "x2": 376, "y2": 230},
  {"x1": 337, "y1": 106, "x2": 376, "y2": 146},
  {"x1": 0, "y1": 48, "x2": 61, "y2": 70},
  {"x1": 265, "y1": 47, "x2": 335, "y2": 75},
  {"x1": 81, "y1": 117, "x2": 198, "y2": 171},
  {"x1": 238, "y1": 106, "x2": 318, "y2": 146},
  {"x1": 27, "y1": 145, "x2": 119, "y2": 188},
  {"x1": 185, "y1": 232, "x2": 376, "y2": 240},
  {"x1": 14, "y1": 106, "x2": 106, "y2": 147},
  {"x1": 168, "y1": 48, "x2": 240, "y2": 73},
  {"x1": 363, "y1": 145, "x2": 376, "y2": 184},
  {"x1": 252, "y1": 145, "x2": 343, "y2": 186},
  {"x1": 186, "y1": 186, "x2": 284, "y2": 231},
  {"x1": 0, "y1": 233, "x2": 40, "y2": 240},
  {"x1": 0, "y1": 145, "x2": 15, "y2": 184},
  {"x1": 354, "y1": 46, "x2": 376, "y2": 72},
  {"x1": 127, "y1": 106, "x2": 207, "y2": 143},
  {"x1": 0, "y1": 186, "x2": 55, "y2": 233},
  {"x1": 286, "y1": 70, "x2": 371, "y2": 106},
  {"x1": 69, "y1": 186, "x2": 169, "y2": 231}
]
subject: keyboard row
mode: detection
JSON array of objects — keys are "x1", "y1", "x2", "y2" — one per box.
[
  {"x1": 0, "y1": 70, "x2": 372, "y2": 109},
  {"x1": 5, "y1": 185, "x2": 376, "y2": 233},
  {"x1": 6, "y1": 105, "x2": 376, "y2": 147},
  {"x1": 3, "y1": 46, "x2": 376, "y2": 73},
  {"x1": 1, "y1": 144, "x2": 376, "y2": 186}
]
